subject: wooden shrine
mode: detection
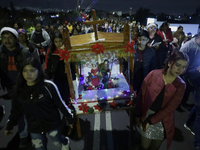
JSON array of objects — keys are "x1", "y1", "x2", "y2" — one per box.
[{"x1": 61, "y1": 9, "x2": 135, "y2": 137}]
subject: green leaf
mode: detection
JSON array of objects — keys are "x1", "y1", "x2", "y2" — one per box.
[{"x1": 87, "y1": 107, "x2": 94, "y2": 114}]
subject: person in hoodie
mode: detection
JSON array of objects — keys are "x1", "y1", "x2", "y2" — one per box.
[{"x1": 0, "y1": 27, "x2": 30, "y2": 148}]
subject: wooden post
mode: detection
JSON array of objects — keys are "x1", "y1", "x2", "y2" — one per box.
[
  {"x1": 62, "y1": 28, "x2": 72, "y2": 50},
  {"x1": 84, "y1": 9, "x2": 104, "y2": 41},
  {"x1": 122, "y1": 23, "x2": 134, "y2": 130},
  {"x1": 75, "y1": 114, "x2": 82, "y2": 138},
  {"x1": 129, "y1": 107, "x2": 134, "y2": 131},
  {"x1": 123, "y1": 23, "x2": 134, "y2": 91},
  {"x1": 64, "y1": 62, "x2": 75, "y2": 100},
  {"x1": 62, "y1": 28, "x2": 74, "y2": 100},
  {"x1": 123, "y1": 23, "x2": 130, "y2": 45}
]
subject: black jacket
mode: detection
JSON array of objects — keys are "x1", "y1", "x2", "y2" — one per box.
[
  {"x1": 0, "y1": 43, "x2": 30, "y2": 89},
  {"x1": 44, "y1": 51, "x2": 76, "y2": 80},
  {"x1": 6, "y1": 80, "x2": 73, "y2": 133}
]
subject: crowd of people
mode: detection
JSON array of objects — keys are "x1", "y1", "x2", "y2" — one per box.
[{"x1": 0, "y1": 17, "x2": 199, "y2": 150}]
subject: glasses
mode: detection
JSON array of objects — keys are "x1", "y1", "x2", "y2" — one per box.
[{"x1": 149, "y1": 27, "x2": 157, "y2": 30}]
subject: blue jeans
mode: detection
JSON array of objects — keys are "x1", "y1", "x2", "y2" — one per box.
[
  {"x1": 30, "y1": 128, "x2": 68, "y2": 150},
  {"x1": 194, "y1": 106, "x2": 200, "y2": 147},
  {"x1": 18, "y1": 115, "x2": 28, "y2": 138},
  {"x1": 193, "y1": 86, "x2": 200, "y2": 107},
  {"x1": 186, "y1": 106, "x2": 196, "y2": 126}
]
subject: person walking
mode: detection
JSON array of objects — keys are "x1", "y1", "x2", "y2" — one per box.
[
  {"x1": 146, "y1": 23, "x2": 165, "y2": 69},
  {"x1": 29, "y1": 21, "x2": 51, "y2": 64},
  {"x1": 44, "y1": 32, "x2": 77, "y2": 104},
  {"x1": 135, "y1": 51, "x2": 189, "y2": 150},
  {"x1": 5, "y1": 57, "x2": 73, "y2": 150},
  {"x1": 0, "y1": 27, "x2": 30, "y2": 148},
  {"x1": 180, "y1": 33, "x2": 200, "y2": 150},
  {"x1": 132, "y1": 30, "x2": 156, "y2": 94}
]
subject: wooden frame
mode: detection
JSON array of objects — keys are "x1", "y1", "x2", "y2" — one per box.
[{"x1": 62, "y1": 9, "x2": 134, "y2": 137}]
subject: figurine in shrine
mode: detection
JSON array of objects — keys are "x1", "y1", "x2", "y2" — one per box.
[
  {"x1": 84, "y1": 76, "x2": 93, "y2": 90},
  {"x1": 99, "y1": 59, "x2": 111, "y2": 88},
  {"x1": 90, "y1": 63, "x2": 99, "y2": 88}
]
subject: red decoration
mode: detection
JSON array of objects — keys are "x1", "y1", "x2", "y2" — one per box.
[
  {"x1": 59, "y1": 49, "x2": 71, "y2": 62},
  {"x1": 124, "y1": 41, "x2": 135, "y2": 54},
  {"x1": 122, "y1": 90, "x2": 128, "y2": 94},
  {"x1": 78, "y1": 103, "x2": 89, "y2": 113},
  {"x1": 54, "y1": 49, "x2": 60, "y2": 54},
  {"x1": 78, "y1": 94, "x2": 82, "y2": 99},
  {"x1": 127, "y1": 100, "x2": 135, "y2": 106},
  {"x1": 132, "y1": 90, "x2": 137, "y2": 98},
  {"x1": 91, "y1": 43, "x2": 105, "y2": 54},
  {"x1": 94, "y1": 105, "x2": 101, "y2": 111},
  {"x1": 109, "y1": 101, "x2": 117, "y2": 109}
]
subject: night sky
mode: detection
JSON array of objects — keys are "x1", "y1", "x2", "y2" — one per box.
[{"x1": 1, "y1": 0, "x2": 200, "y2": 15}]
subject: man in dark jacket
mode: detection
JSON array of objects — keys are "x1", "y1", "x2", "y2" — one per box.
[
  {"x1": 0, "y1": 27, "x2": 30, "y2": 148},
  {"x1": 29, "y1": 21, "x2": 51, "y2": 63},
  {"x1": 180, "y1": 33, "x2": 200, "y2": 150}
]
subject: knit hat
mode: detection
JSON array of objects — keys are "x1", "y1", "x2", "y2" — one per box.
[
  {"x1": 146, "y1": 23, "x2": 158, "y2": 30},
  {"x1": 0, "y1": 27, "x2": 18, "y2": 38},
  {"x1": 18, "y1": 28, "x2": 27, "y2": 34}
]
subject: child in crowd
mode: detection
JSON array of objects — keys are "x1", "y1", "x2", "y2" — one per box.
[{"x1": 132, "y1": 30, "x2": 156, "y2": 94}]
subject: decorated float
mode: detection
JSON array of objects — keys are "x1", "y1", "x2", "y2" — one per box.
[{"x1": 59, "y1": 9, "x2": 136, "y2": 137}]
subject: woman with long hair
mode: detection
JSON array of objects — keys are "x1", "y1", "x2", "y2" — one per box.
[
  {"x1": 5, "y1": 57, "x2": 73, "y2": 150},
  {"x1": 44, "y1": 32, "x2": 76, "y2": 105},
  {"x1": 135, "y1": 51, "x2": 189, "y2": 150}
]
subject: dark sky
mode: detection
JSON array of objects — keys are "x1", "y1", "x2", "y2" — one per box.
[{"x1": 1, "y1": 0, "x2": 200, "y2": 15}]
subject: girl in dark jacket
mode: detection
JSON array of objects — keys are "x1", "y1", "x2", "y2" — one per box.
[
  {"x1": 44, "y1": 32, "x2": 76, "y2": 105},
  {"x1": 5, "y1": 57, "x2": 73, "y2": 150}
]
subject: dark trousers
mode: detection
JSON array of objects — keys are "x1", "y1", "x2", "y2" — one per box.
[
  {"x1": 6, "y1": 86, "x2": 28, "y2": 139},
  {"x1": 194, "y1": 106, "x2": 200, "y2": 147},
  {"x1": 155, "y1": 50, "x2": 167, "y2": 69}
]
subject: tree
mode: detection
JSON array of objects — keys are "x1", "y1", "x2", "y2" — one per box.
[
  {"x1": 10, "y1": 1, "x2": 17, "y2": 19},
  {"x1": 134, "y1": 7, "x2": 151, "y2": 25}
]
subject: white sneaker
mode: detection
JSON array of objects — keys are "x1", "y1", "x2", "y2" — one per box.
[
  {"x1": 184, "y1": 123, "x2": 195, "y2": 135},
  {"x1": 61, "y1": 137, "x2": 69, "y2": 150}
]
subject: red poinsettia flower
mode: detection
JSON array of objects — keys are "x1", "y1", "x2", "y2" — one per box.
[
  {"x1": 91, "y1": 43, "x2": 105, "y2": 54},
  {"x1": 78, "y1": 103, "x2": 89, "y2": 113},
  {"x1": 124, "y1": 41, "x2": 135, "y2": 54},
  {"x1": 109, "y1": 101, "x2": 117, "y2": 109},
  {"x1": 94, "y1": 105, "x2": 101, "y2": 111},
  {"x1": 59, "y1": 49, "x2": 71, "y2": 62}
]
